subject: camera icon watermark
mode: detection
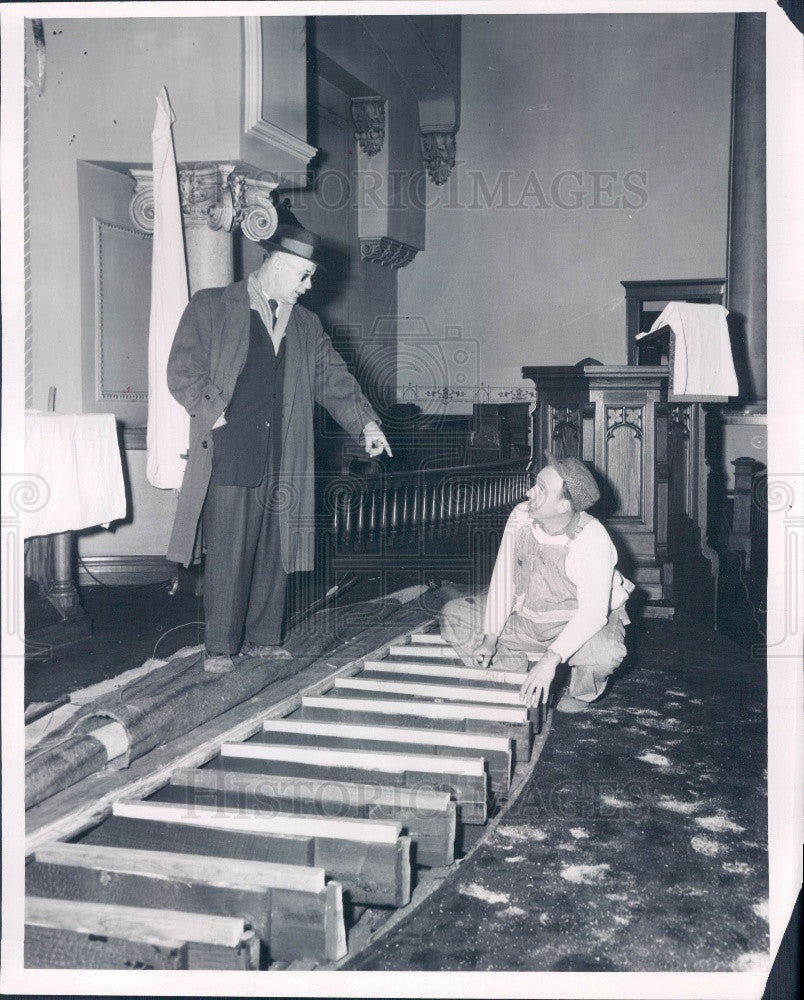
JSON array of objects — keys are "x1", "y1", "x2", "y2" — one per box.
[{"x1": 2, "y1": 473, "x2": 51, "y2": 651}]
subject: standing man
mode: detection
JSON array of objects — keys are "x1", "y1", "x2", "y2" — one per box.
[
  {"x1": 166, "y1": 223, "x2": 391, "y2": 672},
  {"x1": 440, "y1": 453, "x2": 632, "y2": 712}
]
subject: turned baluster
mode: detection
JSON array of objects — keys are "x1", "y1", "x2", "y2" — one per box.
[
  {"x1": 389, "y1": 486, "x2": 399, "y2": 539},
  {"x1": 356, "y1": 488, "x2": 365, "y2": 545},
  {"x1": 368, "y1": 489, "x2": 377, "y2": 544}
]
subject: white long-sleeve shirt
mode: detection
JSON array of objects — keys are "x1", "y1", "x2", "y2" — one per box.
[{"x1": 483, "y1": 502, "x2": 632, "y2": 661}]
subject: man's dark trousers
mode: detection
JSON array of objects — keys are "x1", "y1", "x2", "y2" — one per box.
[{"x1": 202, "y1": 474, "x2": 288, "y2": 655}]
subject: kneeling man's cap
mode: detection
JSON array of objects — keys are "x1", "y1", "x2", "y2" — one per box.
[
  {"x1": 260, "y1": 223, "x2": 324, "y2": 266},
  {"x1": 544, "y1": 451, "x2": 600, "y2": 511}
]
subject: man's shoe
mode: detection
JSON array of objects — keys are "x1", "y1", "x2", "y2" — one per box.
[
  {"x1": 240, "y1": 642, "x2": 292, "y2": 660},
  {"x1": 203, "y1": 651, "x2": 235, "y2": 673},
  {"x1": 554, "y1": 693, "x2": 589, "y2": 713}
]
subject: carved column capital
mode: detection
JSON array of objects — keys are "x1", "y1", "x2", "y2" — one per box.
[
  {"x1": 360, "y1": 237, "x2": 419, "y2": 269},
  {"x1": 420, "y1": 130, "x2": 456, "y2": 185},
  {"x1": 129, "y1": 163, "x2": 278, "y2": 243},
  {"x1": 350, "y1": 97, "x2": 386, "y2": 157}
]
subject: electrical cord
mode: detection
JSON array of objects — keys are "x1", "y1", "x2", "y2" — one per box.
[{"x1": 150, "y1": 620, "x2": 205, "y2": 663}]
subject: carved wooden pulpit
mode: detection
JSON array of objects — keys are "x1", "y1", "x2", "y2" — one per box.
[{"x1": 523, "y1": 361, "x2": 717, "y2": 620}]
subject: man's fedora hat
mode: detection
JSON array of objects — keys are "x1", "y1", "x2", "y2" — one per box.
[{"x1": 259, "y1": 223, "x2": 324, "y2": 267}]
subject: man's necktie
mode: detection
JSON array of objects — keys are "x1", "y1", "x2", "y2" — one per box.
[{"x1": 268, "y1": 299, "x2": 278, "y2": 329}]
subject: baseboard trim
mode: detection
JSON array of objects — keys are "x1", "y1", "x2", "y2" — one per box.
[{"x1": 77, "y1": 556, "x2": 177, "y2": 588}]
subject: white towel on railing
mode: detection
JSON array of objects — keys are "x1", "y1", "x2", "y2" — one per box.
[{"x1": 637, "y1": 301, "x2": 738, "y2": 397}]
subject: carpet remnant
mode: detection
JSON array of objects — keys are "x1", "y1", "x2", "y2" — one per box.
[{"x1": 345, "y1": 619, "x2": 768, "y2": 972}]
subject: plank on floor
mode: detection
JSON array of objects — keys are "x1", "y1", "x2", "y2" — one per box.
[
  {"x1": 25, "y1": 896, "x2": 259, "y2": 970},
  {"x1": 333, "y1": 676, "x2": 523, "y2": 706},
  {"x1": 26, "y1": 841, "x2": 346, "y2": 962},
  {"x1": 361, "y1": 659, "x2": 525, "y2": 686},
  {"x1": 299, "y1": 695, "x2": 533, "y2": 765},
  {"x1": 157, "y1": 771, "x2": 457, "y2": 868},
  {"x1": 407, "y1": 633, "x2": 448, "y2": 645},
  {"x1": 77, "y1": 808, "x2": 410, "y2": 906},
  {"x1": 386, "y1": 644, "x2": 464, "y2": 660},
  {"x1": 211, "y1": 745, "x2": 488, "y2": 825},
  {"x1": 258, "y1": 718, "x2": 512, "y2": 794}
]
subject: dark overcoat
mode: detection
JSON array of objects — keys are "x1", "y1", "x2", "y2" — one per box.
[{"x1": 165, "y1": 279, "x2": 377, "y2": 570}]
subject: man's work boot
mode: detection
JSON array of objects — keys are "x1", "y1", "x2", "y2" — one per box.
[
  {"x1": 554, "y1": 692, "x2": 589, "y2": 713},
  {"x1": 240, "y1": 642, "x2": 293, "y2": 660},
  {"x1": 203, "y1": 650, "x2": 235, "y2": 673}
]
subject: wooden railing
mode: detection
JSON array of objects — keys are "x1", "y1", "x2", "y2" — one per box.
[{"x1": 323, "y1": 459, "x2": 530, "y2": 551}]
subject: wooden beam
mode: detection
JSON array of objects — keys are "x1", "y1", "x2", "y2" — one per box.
[
  {"x1": 25, "y1": 619, "x2": 435, "y2": 856},
  {"x1": 361, "y1": 659, "x2": 525, "y2": 686},
  {"x1": 387, "y1": 644, "x2": 464, "y2": 660},
  {"x1": 25, "y1": 896, "x2": 259, "y2": 970},
  {"x1": 212, "y1": 745, "x2": 487, "y2": 826},
  {"x1": 113, "y1": 799, "x2": 403, "y2": 844},
  {"x1": 333, "y1": 676, "x2": 523, "y2": 705},
  {"x1": 78, "y1": 806, "x2": 411, "y2": 906},
  {"x1": 221, "y1": 741, "x2": 485, "y2": 777},
  {"x1": 300, "y1": 695, "x2": 532, "y2": 764},
  {"x1": 306, "y1": 694, "x2": 527, "y2": 724},
  {"x1": 159, "y1": 769, "x2": 456, "y2": 868},
  {"x1": 407, "y1": 633, "x2": 448, "y2": 645},
  {"x1": 32, "y1": 840, "x2": 325, "y2": 892},
  {"x1": 27, "y1": 842, "x2": 345, "y2": 962},
  {"x1": 259, "y1": 718, "x2": 511, "y2": 794}
]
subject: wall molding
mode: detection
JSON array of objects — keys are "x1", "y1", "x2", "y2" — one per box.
[
  {"x1": 243, "y1": 17, "x2": 318, "y2": 167},
  {"x1": 399, "y1": 384, "x2": 537, "y2": 405},
  {"x1": 93, "y1": 217, "x2": 151, "y2": 403},
  {"x1": 77, "y1": 555, "x2": 177, "y2": 588}
]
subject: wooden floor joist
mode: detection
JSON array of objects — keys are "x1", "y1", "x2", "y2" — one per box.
[
  {"x1": 300, "y1": 694, "x2": 533, "y2": 763},
  {"x1": 333, "y1": 676, "x2": 524, "y2": 706},
  {"x1": 26, "y1": 841, "x2": 346, "y2": 962},
  {"x1": 77, "y1": 801, "x2": 411, "y2": 907},
  {"x1": 24, "y1": 622, "x2": 546, "y2": 971},
  {"x1": 361, "y1": 659, "x2": 526, "y2": 686},
  {"x1": 159, "y1": 767, "x2": 457, "y2": 867},
  {"x1": 212, "y1": 742, "x2": 488, "y2": 825},
  {"x1": 386, "y1": 644, "x2": 466, "y2": 660},
  {"x1": 25, "y1": 896, "x2": 260, "y2": 970},
  {"x1": 406, "y1": 633, "x2": 448, "y2": 645},
  {"x1": 259, "y1": 718, "x2": 512, "y2": 796}
]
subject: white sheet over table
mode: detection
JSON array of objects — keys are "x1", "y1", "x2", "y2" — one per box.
[{"x1": 24, "y1": 412, "x2": 127, "y2": 537}]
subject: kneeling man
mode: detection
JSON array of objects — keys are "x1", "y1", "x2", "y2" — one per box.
[{"x1": 441, "y1": 453, "x2": 633, "y2": 712}]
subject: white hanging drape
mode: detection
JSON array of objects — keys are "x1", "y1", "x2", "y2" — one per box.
[{"x1": 146, "y1": 86, "x2": 190, "y2": 489}]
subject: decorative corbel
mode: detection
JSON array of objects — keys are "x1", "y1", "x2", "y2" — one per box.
[
  {"x1": 350, "y1": 97, "x2": 386, "y2": 157},
  {"x1": 420, "y1": 130, "x2": 456, "y2": 185},
  {"x1": 360, "y1": 237, "x2": 419, "y2": 269}
]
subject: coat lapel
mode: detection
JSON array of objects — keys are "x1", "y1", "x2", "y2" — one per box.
[
  {"x1": 218, "y1": 281, "x2": 251, "y2": 403},
  {"x1": 282, "y1": 307, "x2": 303, "y2": 446}
]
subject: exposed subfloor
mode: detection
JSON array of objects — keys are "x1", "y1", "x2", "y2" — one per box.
[
  {"x1": 344, "y1": 617, "x2": 769, "y2": 972},
  {"x1": 25, "y1": 585, "x2": 769, "y2": 973}
]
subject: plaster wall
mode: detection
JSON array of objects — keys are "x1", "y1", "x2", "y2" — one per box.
[
  {"x1": 397, "y1": 13, "x2": 736, "y2": 407},
  {"x1": 26, "y1": 16, "x2": 243, "y2": 557},
  {"x1": 27, "y1": 15, "x2": 243, "y2": 416}
]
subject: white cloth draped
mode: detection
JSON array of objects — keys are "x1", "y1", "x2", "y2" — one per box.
[
  {"x1": 146, "y1": 86, "x2": 190, "y2": 489},
  {"x1": 637, "y1": 301, "x2": 738, "y2": 398},
  {"x1": 24, "y1": 412, "x2": 127, "y2": 537}
]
